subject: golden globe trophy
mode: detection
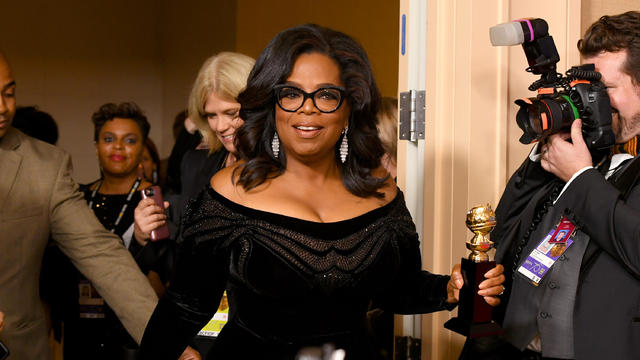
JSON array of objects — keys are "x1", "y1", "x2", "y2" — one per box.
[{"x1": 444, "y1": 204, "x2": 504, "y2": 338}]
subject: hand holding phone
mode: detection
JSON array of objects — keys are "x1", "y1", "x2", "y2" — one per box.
[{"x1": 140, "y1": 186, "x2": 170, "y2": 241}]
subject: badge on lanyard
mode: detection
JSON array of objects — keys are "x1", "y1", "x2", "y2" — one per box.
[
  {"x1": 197, "y1": 291, "x2": 229, "y2": 337},
  {"x1": 517, "y1": 216, "x2": 577, "y2": 285},
  {"x1": 78, "y1": 279, "x2": 105, "y2": 319}
]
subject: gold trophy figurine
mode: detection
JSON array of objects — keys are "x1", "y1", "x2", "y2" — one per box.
[
  {"x1": 466, "y1": 205, "x2": 497, "y2": 263},
  {"x1": 444, "y1": 204, "x2": 504, "y2": 338}
]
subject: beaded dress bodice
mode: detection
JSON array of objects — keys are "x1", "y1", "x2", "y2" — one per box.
[{"x1": 141, "y1": 186, "x2": 451, "y2": 359}]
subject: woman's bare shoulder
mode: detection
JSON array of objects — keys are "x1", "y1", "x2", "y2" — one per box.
[
  {"x1": 210, "y1": 163, "x2": 253, "y2": 203},
  {"x1": 211, "y1": 164, "x2": 237, "y2": 192}
]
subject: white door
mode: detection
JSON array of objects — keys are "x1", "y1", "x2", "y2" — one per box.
[{"x1": 396, "y1": 1, "x2": 581, "y2": 359}]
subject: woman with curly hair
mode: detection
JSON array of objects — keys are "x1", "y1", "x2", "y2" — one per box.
[{"x1": 140, "y1": 25, "x2": 505, "y2": 360}]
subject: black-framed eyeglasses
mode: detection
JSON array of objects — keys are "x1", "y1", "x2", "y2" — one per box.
[{"x1": 274, "y1": 85, "x2": 346, "y2": 113}]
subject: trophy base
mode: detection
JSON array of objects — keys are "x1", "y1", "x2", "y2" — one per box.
[{"x1": 444, "y1": 317, "x2": 504, "y2": 339}]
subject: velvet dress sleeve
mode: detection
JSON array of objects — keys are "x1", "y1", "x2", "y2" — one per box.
[
  {"x1": 389, "y1": 230, "x2": 453, "y2": 314},
  {"x1": 375, "y1": 198, "x2": 453, "y2": 315},
  {"x1": 138, "y1": 190, "x2": 231, "y2": 359}
]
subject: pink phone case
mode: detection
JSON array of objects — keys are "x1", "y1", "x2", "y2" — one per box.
[{"x1": 141, "y1": 186, "x2": 170, "y2": 241}]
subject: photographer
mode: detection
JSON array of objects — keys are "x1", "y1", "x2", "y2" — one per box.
[{"x1": 463, "y1": 11, "x2": 640, "y2": 360}]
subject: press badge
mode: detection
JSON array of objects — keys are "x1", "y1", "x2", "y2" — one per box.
[
  {"x1": 517, "y1": 217, "x2": 576, "y2": 285},
  {"x1": 78, "y1": 279, "x2": 105, "y2": 319},
  {"x1": 197, "y1": 291, "x2": 229, "y2": 337}
]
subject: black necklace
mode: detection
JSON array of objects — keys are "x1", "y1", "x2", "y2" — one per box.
[{"x1": 88, "y1": 177, "x2": 142, "y2": 233}]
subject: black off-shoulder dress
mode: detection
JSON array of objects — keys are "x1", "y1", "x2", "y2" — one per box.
[{"x1": 139, "y1": 187, "x2": 452, "y2": 360}]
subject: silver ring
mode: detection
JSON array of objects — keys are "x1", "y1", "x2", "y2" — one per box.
[{"x1": 498, "y1": 286, "x2": 505, "y2": 296}]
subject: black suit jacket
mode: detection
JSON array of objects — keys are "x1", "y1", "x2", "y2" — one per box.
[{"x1": 493, "y1": 157, "x2": 640, "y2": 360}]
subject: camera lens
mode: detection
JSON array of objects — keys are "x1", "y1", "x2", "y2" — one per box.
[
  {"x1": 515, "y1": 94, "x2": 578, "y2": 144},
  {"x1": 145, "y1": 188, "x2": 155, "y2": 196}
]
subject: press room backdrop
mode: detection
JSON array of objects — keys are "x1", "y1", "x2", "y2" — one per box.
[
  {"x1": 2, "y1": 0, "x2": 633, "y2": 184},
  {"x1": 1, "y1": 0, "x2": 399, "y2": 183},
  {"x1": 1, "y1": 1, "x2": 638, "y2": 359}
]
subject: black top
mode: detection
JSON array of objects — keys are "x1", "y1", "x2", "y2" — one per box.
[
  {"x1": 81, "y1": 183, "x2": 142, "y2": 251},
  {"x1": 40, "y1": 181, "x2": 173, "y2": 359},
  {"x1": 139, "y1": 187, "x2": 451, "y2": 360},
  {"x1": 179, "y1": 148, "x2": 228, "y2": 215},
  {"x1": 168, "y1": 148, "x2": 228, "y2": 247},
  {"x1": 165, "y1": 129, "x2": 202, "y2": 194},
  {"x1": 80, "y1": 182, "x2": 172, "y2": 278}
]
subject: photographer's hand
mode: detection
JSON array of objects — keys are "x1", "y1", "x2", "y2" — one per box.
[{"x1": 541, "y1": 119, "x2": 592, "y2": 182}]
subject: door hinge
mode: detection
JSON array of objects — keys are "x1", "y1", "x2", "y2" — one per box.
[
  {"x1": 395, "y1": 335, "x2": 422, "y2": 360},
  {"x1": 399, "y1": 90, "x2": 425, "y2": 141}
]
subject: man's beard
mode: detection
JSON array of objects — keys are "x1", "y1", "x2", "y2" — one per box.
[{"x1": 614, "y1": 111, "x2": 640, "y2": 143}]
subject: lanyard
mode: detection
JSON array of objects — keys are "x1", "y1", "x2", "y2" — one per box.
[{"x1": 88, "y1": 178, "x2": 142, "y2": 233}]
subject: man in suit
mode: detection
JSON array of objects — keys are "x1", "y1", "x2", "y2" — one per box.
[
  {"x1": 0, "y1": 51, "x2": 161, "y2": 359},
  {"x1": 466, "y1": 11, "x2": 640, "y2": 360}
]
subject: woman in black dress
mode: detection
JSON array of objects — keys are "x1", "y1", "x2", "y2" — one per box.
[
  {"x1": 45, "y1": 102, "x2": 173, "y2": 360},
  {"x1": 139, "y1": 25, "x2": 505, "y2": 360}
]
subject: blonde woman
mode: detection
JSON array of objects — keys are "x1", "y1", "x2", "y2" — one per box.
[
  {"x1": 133, "y1": 52, "x2": 254, "y2": 359},
  {"x1": 134, "y1": 52, "x2": 255, "y2": 244}
]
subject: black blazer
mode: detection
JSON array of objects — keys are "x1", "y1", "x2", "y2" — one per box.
[
  {"x1": 493, "y1": 157, "x2": 640, "y2": 360},
  {"x1": 168, "y1": 147, "x2": 228, "y2": 246}
]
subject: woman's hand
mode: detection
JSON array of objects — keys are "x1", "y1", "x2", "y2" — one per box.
[
  {"x1": 446, "y1": 264, "x2": 505, "y2": 306},
  {"x1": 133, "y1": 198, "x2": 169, "y2": 245},
  {"x1": 179, "y1": 346, "x2": 202, "y2": 360},
  {"x1": 446, "y1": 264, "x2": 464, "y2": 304}
]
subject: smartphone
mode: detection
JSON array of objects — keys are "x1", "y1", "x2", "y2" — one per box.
[
  {"x1": 0, "y1": 340, "x2": 9, "y2": 360},
  {"x1": 141, "y1": 186, "x2": 170, "y2": 241}
]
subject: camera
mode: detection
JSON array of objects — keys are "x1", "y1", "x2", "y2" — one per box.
[{"x1": 490, "y1": 18, "x2": 615, "y2": 151}]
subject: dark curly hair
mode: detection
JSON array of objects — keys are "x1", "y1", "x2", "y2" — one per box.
[
  {"x1": 91, "y1": 102, "x2": 150, "y2": 142},
  {"x1": 234, "y1": 24, "x2": 387, "y2": 198},
  {"x1": 578, "y1": 11, "x2": 640, "y2": 85}
]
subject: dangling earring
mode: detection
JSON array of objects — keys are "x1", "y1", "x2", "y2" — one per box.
[
  {"x1": 272, "y1": 132, "x2": 280, "y2": 159},
  {"x1": 137, "y1": 163, "x2": 145, "y2": 180},
  {"x1": 339, "y1": 126, "x2": 349, "y2": 163}
]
